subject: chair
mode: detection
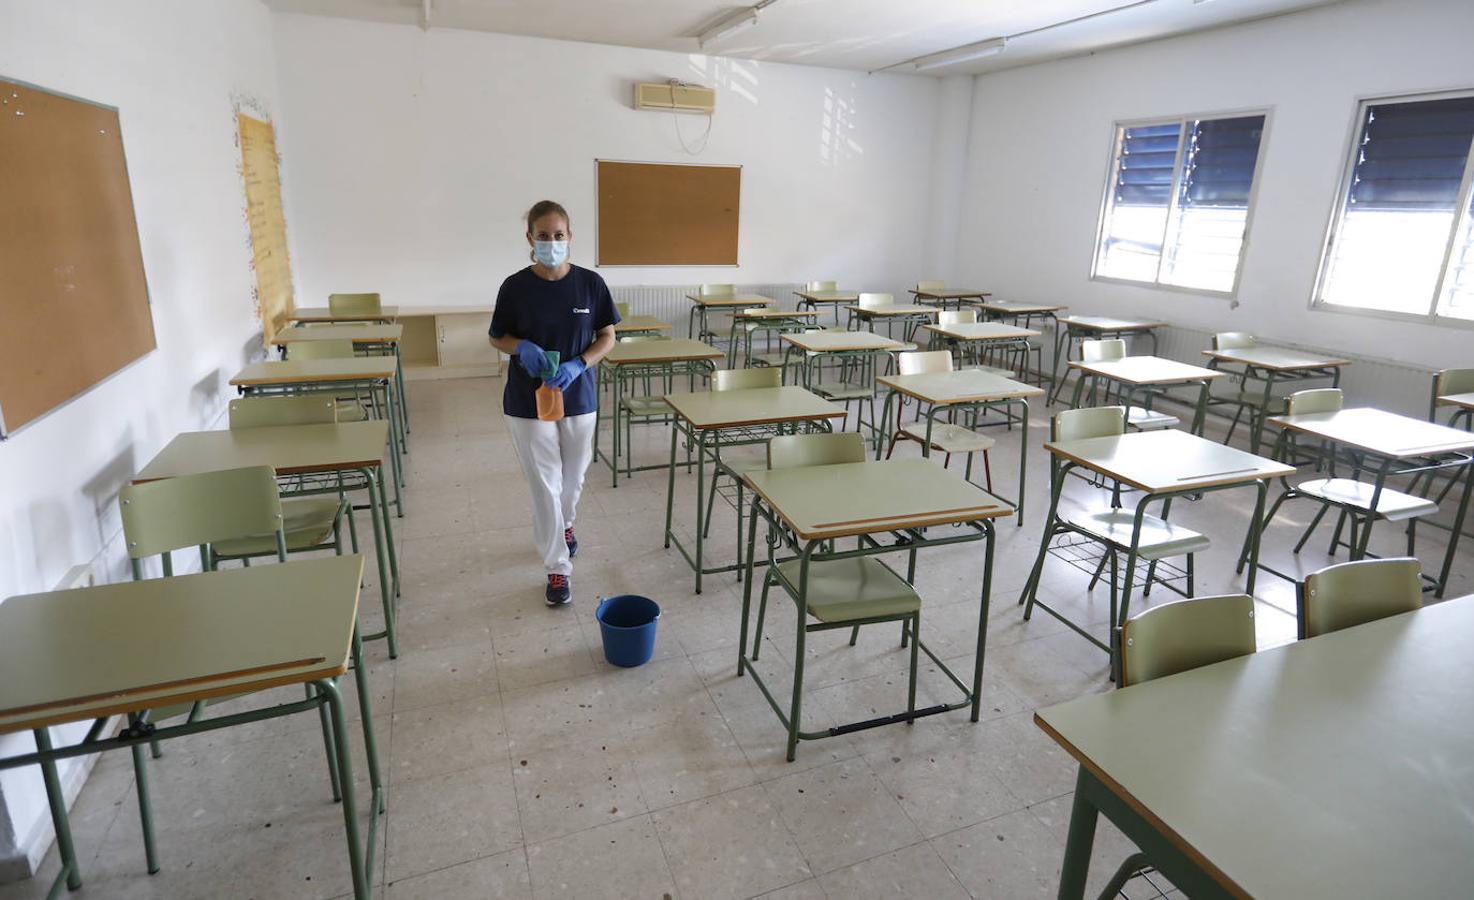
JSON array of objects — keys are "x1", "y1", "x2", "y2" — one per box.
[
  {"x1": 1297, "y1": 558, "x2": 1422, "y2": 639},
  {"x1": 1026, "y1": 407, "x2": 1210, "y2": 635},
  {"x1": 697, "y1": 283, "x2": 739, "y2": 343},
  {"x1": 117, "y1": 466, "x2": 345, "y2": 872},
  {"x1": 327, "y1": 292, "x2": 382, "y2": 317},
  {"x1": 1079, "y1": 339, "x2": 1179, "y2": 431},
  {"x1": 616, "y1": 335, "x2": 678, "y2": 477},
  {"x1": 800, "y1": 280, "x2": 839, "y2": 321},
  {"x1": 700, "y1": 368, "x2": 785, "y2": 545},
  {"x1": 1206, "y1": 332, "x2": 1287, "y2": 446},
  {"x1": 228, "y1": 396, "x2": 360, "y2": 552},
  {"x1": 284, "y1": 340, "x2": 372, "y2": 421},
  {"x1": 1255, "y1": 388, "x2": 1436, "y2": 561},
  {"x1": 885, "y1": 351, "x2": 994, "y2": 490},
  {"x1": 914, "y1": 280, "x2": 945, "y2": 305},
  {"x1": 937, "y1": 310, "x2": 977, "y2": 326},
  {"x1": 746, "y1": 432, "x2": 925, "y2": 760},
  {"x1": 1099, "y1": 592, "x2": 1257, "y2": 895},
  {"x1": 1431, "y1": 367, "x2": 1474, "y2": 428}
]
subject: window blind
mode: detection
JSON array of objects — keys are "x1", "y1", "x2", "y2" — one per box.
[{"x1": 1348, "y1": 97, "x2": 1474, "y2": 211}]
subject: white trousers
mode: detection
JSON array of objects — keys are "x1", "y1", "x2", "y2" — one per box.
[{"x1": 506, "y1": 412, "x2": 597, "y2": 576}]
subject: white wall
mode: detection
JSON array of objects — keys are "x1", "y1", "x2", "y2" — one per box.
[
  {"x1": 0, "y1": 0, "x2": 281, "y2": 876},
  {"x1": 271, "y1": 14, "x2": 947, "y2": 304},
  {"x1": 953, "y1": 0, "x2": 1474, "y2": 370}
]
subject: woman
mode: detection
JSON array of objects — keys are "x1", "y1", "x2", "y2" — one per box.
[{"x1": 489, "y1": 200, "x2": 619, "y2": 606}]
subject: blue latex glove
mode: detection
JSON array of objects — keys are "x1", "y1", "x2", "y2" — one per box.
[
  {"x1": 515, "y1": 340, "x2": 549, "y2": 377},
  {"x1": 544, "y1": 357, "x2": 586, "y2": 391}
]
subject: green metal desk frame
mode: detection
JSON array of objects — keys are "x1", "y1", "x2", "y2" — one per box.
[
  {"x1": 876, "y1": 388, "x2": 1031, "y2": 526},
  {"x1": 1018, "y1": 458, "x2": 1271, "y2": 683},
  {"x1": 725, "y1": 312, "x2": 817, "y2": 369},
  {"x1": 277, "y1": 334, "x2": 411, "y2": 450},
  {"x1": 1203, "y1": 357, "x2": 1343, "y2": 455},
  {"x1": 1243, "y1": 420, "x2": 1474, "y2": 598},
  {"x1": 1048, "y1": 322, "x2": 1162, "y2": 406},
  {"x1": 662, "y1": 409, "x2": 839, "y2": 594},
  {"x1": 593, "y1": 356, "x2": 718, "y2": 488},
  {"x1": 1068, "y1": 365, "x2": 1217, "y2": 436},
  {"x1": 779, "y1": 343, "x2": 894, "y2": 447},
  {"x1": 738, "y1": 497, "x2": 998, "y2": 761},
  {"x1": 977, "y1": 305, "x2": 1062, "y2": 391}
]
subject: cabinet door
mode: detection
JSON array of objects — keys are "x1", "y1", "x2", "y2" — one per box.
[{"x1": 437, "y1": 313, "x2": 500, "y2": 367}]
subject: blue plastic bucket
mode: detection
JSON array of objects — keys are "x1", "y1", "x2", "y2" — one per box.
[{"x1": 595, "y1": 595, "x2": 661, "y2": 668}]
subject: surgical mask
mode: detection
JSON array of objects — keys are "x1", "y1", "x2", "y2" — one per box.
[{"x1": 532, "y1": 240, "x2": 569, "y2": 268}]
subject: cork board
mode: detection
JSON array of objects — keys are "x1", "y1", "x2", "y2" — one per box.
[
  {"x1": 0, "y1": 79, "x2": 156, "y2": 438},
  {"x1": 596, "y1": 160, "x2": 740, "y2": 266},
  {"x1": 238, "y1": 114, "x2": 293, "y2": 342}
]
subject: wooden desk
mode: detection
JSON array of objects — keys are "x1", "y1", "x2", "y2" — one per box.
[
  {"x1": 614, "y1": 315, "x2": 673, "y2": 337},
  {"x1": 1434, "y1": 390, "x2": 1474, "y2": 430},
  {"x1": 0, "y1": 557, "x2": 380, "y2": 900},
  {"x1": 1202, "y1": 346, "x2": 1349, "y2": 453},
  {"x1": 794, "y1": 289, "x2": 861, "y2": 324},
  {"x1": 136, "y1": 421, "x2": 402, "y2": 658},
  {"x1": 685, "y1": 293, "x2": 774, "y2": 344},
  {"x1": 975, "y1": 300, "x2": 1066, "y2": 318},
  {"x1": 231, "y1": 358, "x2": 405, "y2": 513},
  {"x1": 739, "y1": 459, "x2": 1013, "y2": 757},
  {"x1": 842, "y1": 303, "x2": 936, "y2": 344},
  {"x1": 594, "y1": 340, "x2": 724, "y2": 487},
  {"x1": 290, "y1": 305, "x2": 399, "y2": 323},
  {"x1": 922, "y1": 322, "x2": 1040, "y2": 378},
  {"x1": 1068, "y1": 356, "x2": 1225, "y2": 435},
  {"x1": 1037, "y1": 596, "x2": 1474, "y2": 900},
  {"x1": 272, "y1": 325, "x2": 410, "y2": 442},
  {"x1": 661, "y1": 386, "x2": 847, "y2": 592},
  {"x1": 1264, "y1": 407, "x2": 1474, "y2": 595},
  {"x1": 908, "y1": 287, "x2": 992, "y2": 310},
  {"x1": 1019, "y1": 430, "x2": 1292, "y2": 676},
  {"x1": 1050, "y1": 316, "x2": 1168, "y2": 404},
  {"x1": 779, "y1": 331, "x2": 904, "y2": 441},
  {"x1": 877, "y1": 370, "x2": 1043, "y2": 524}
]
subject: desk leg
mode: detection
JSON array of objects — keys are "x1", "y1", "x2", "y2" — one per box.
[
  {"x1": 395, "y1": 347, "x2": 410, "y2": 436},
  {"x1": 1244, "y1": 480, "x2": 1267, "y2": 597},
  {"x1": 1353, "y1": 458, "x2": 1393, "y2": 561},
  {"x1": 1016, "y1": 399, "x2": 1029, "y2": 527},
  {"x1": 1250, "y1": 370, "x2": 1278, "y2": 455},
  {"x1": 663, "y1": 421, "x2": 680, "y2": 551},
  {"x1": 1049, "y1": 328, "x2": 1073, "y2": 405},
  {"x1": 348, "y1": 625, "x2": 385, "y2": 814},
  {"x1": 1436, "y1": 458, "x2": 1474, "y2": 598},
  {"x1": 970, "y1": 521, "x2": 995, "y2": 721},
  {"x1": 695, "y1": 429, "x2": 709, "y2": 594},
  {"x1": 319, "y1": 680, "x2": 373, "y2": 900},
  {"x1": 611, "y1": 367, "x2": 624, "y2": 488},
  {"x1": 1019, "y1": 462, "x2": 1067, "y2": 615},
  {"x1": 363, "y1": 468, "x2": 399, "y2": 659},
  {"x1": 1057, "y1": 768, "x2": 1100, "y2": 900},
  {"x1": 34, "y1": 727, "x2": 83, "y2": 892},
  {"x1": 1191, "y1": 380, "x2": 1211, "y2": 435}
]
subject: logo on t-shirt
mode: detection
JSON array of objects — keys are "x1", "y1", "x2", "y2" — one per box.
[{"x1": 573, "y1": 307, "x2": 591, "y2": 314}]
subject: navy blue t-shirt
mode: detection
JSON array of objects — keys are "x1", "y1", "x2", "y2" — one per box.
[{"x1": 489, "y1": 265, "x2": 620, "y2": 418}]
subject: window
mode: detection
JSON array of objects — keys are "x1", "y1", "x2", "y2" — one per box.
[
  {"x1": 1316, "y1": 92, "x2": 1474, "y2": 322},
  {"x1": 1093, "y1": 113, "x2": 1268, "y2": 294}
]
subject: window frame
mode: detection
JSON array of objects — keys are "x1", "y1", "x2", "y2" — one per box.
[
  {"x1": 1089, "y1": 106, "x2": 1273, "y2": 299},
  {"x1": 1311, "y1": 87, "x2": 1474, "y2": 327}
]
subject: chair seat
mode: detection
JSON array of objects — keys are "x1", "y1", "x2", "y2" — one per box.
[
  {"x1": 1066, "y1": 509, "x2": 1211, "y2": 560},
  {"x1": 621, "y1": 396, "x2": 672, "y2": 416},
  {"x1": 775, "y1": 556, "x2": 920, "y2": 623},
  {"x1": 899, "y1": 422, "x2": 996, "y2": 454},
  {"x1": 815, "y1": 384, "x2": 874, "y2": 401},
  {"x1": 213, "y1": 497, "x2": 343, "y2": 557},
  {"x1": 1298, "y1": 478, "x2": 1438, "y2": 522},
  {"x1": 1125, "y1": 406, "x2": 1179, "y2": 430}
]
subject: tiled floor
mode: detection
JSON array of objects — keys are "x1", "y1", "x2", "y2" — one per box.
[{"x1": 4, "y1": 374, "x2": 1470, "y2": 899}]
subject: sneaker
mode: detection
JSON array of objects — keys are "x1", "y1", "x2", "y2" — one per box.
[
  {"x1": 564, "y1": 526, "x2": 578, "y2": 558},
  {"x1": 545, "y1": 573, "x2": 572, "y2": 606}
]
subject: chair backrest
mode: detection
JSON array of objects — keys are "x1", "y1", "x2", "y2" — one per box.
[
  {"x1": 712, "y1": 368, "x2": 782, "y2": 391},
  {"x1": 806, "y1": 280, "x2": 837, "y2": 292},
  {"x1": 699, "y1": 283, "x2": 737, "y2": 298},
  {"x1": 1052, "y1": 406, "x2": 1126, "y2": 441},
  {"x1": 1298, "y1": 558, "x2": 1422, "y2": 639},
  {"x1": 615, "y1": 301, "x2": 631, "y2": 318},
  {"x1": 327, "y1": 292, "x2": 382, "y2": 316},
  {"x1": 1081, "y1": 338, "x2": 1126, "y2": 363},
  {"x1": 229, "y1": 396, "x2": 339, "y2": 429},
  {"x1": 767, "y1": 432, "x2": 866, "y2": 469},
  {"x1": 1287, "y1": 387, "x2": 1342, "y2": 416},
  {"x1": 1119, "y1": 594, "x2": 1257, "y2": 687},
  {"x1": 897, "y1": 350, "x2": 953, "y2": 376},
  {"x1": 289, "y1": 339, "x2": 358, "y2": 361},
  {"x1": 1213, "y1": 332, "x2": 1256, "y2": 351},
  {"x1": 938, "y1": 310, "x2": 977, "y2": 326},
  {"x1": 858, "y1": 292, "x2": 892, "y2": 308},
  {"x1": 120, "y1": 466, "x2": 284, "y2": 562},
  {"x1": 1434, "y1": 367, "x2": 1474, "y2": 397},
  {"x1": 915, "y1": 280, "x2": 944, "y2": 292}
]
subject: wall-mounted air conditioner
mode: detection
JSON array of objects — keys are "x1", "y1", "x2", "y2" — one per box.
[{"x1": 633, "y1": 82, "x2": 715, "y2": 115}]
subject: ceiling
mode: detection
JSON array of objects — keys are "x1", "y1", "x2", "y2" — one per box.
[{"x1": 264, "y1": 0, "x2": 1345, "y2": 76}]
